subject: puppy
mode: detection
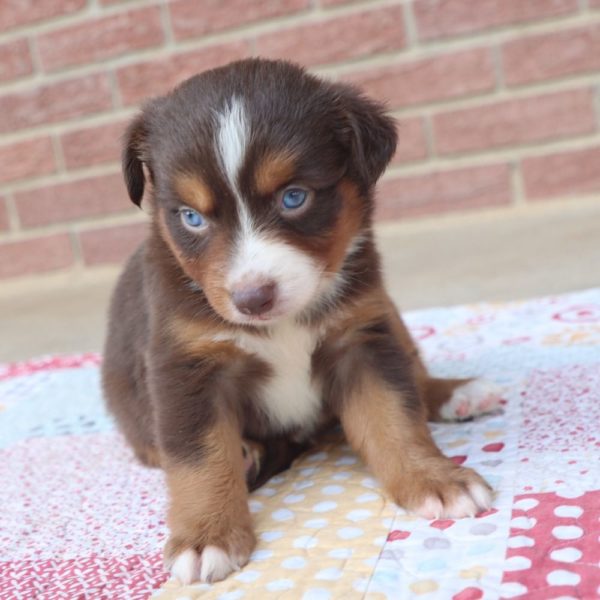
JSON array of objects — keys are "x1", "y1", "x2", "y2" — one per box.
[{"x1": 102, "y1": 58, "x2": 500, "y2": 585}]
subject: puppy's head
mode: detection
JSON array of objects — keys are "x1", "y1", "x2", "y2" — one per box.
[{"x1": 123, "y1": 59, "x2": 396, "y2": 325}]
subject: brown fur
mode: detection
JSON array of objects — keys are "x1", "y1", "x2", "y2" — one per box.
[
  {"x1": 163, "y1": 417, "x2": 255, "y2": 567},
  {"x1": 102, "y1": 58, "x2": 491, "y2": 583}
]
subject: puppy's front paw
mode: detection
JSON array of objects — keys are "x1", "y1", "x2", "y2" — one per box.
[
  {"x1": 165, "y1": 523, "x2": 255, "y2": 585},
  {"x1": 440, "y1": 379, "x2": 504, "y2": 421},
  {"x1": 399, "y1": 461, "x2": 493, "y2": 519}
]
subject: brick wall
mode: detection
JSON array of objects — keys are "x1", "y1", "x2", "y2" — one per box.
[{"x1": 1, "y1": 0, "x2": 600, "y2": 280}]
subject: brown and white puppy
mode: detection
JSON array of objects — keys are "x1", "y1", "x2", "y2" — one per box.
[{"x1": 102, "y1": 58, "x2": 501, "y2": 585}]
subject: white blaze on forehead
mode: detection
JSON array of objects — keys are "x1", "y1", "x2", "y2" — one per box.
[
  {"x1": 227, "y1": 233, "x2": 322, "y2": 318},
  {"x1": 216, "y1": 96, "x2": 253, "y2": 232}
]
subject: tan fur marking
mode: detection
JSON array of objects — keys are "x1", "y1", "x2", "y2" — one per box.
[
  {"x1": 175, "y1": 173, "x2": 215, "y2": 214},
  {"x1": 164, "y1": 417, "x2": 255, "y2": 562},
  {"x1": 326, "y1": 179, "x2": 364, "y2": 273},
  {"x1": 254, "y1": 151, "x2": 296, "y2": 196}
]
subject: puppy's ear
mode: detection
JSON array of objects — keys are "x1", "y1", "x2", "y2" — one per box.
[
  {"x1": 333, "y1": 83, "x2": 397, "y2": 189},
  {"x1": 122, "y1": 114, "x2": 149, "y2": 207}
]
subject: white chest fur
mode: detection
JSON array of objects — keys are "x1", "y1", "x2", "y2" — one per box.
[{"x1": 230, "y1": 320, "x2": 323, "y2": 432}]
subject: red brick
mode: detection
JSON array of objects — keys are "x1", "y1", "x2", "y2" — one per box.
[
  {"x1": 376, "y1": 164, "x2": 511, "y2": 220},
  {"x1": 0, "y1": 38, "x2": 33, "y2": 83},
  {"x1": 0, "y1": 0, "x2": 85, "y2": 33},
  {"x1": 503, "y1": 24, "x2": 600, "y2": 87},
  {"x1": 170, "y1": 0, "x2": 309, "y2": 40},
  {"x1": 0, "y1": 137, "x2": 56, "y2": 184},
  {"x1": 433, "y1": 89, "x2": 596, "y2": 156},
  {"x1": 391, "y1": 117, "x2": 428, "y2": 165},
  {"x1": 61, "y1": 120, "x2": 127, "y2": 170},
  {"x1": 0, "y1": 73, "x2": 113, "y2": 134},
  {"x1": 37, "y1": 7, "x2": 164, "y2": 73},
  {"x1": 0, "y1": 197, "x2": 9, "y2": 231},
  {"x1": 0, "y1": 233, "x2": 73, "y2": 279},
  {"x1": 117, "y1": 41, "x2": 250, "y2": 106},
  {"x1": 346, "y1": 48, "x2": 495, "y2": 110},
  {"x1": 256, "y1": 5, "x2": 405, "y2": 66},
  {"x1": 15, "y1": 173, "x2": 133, "y2": 228},
  {"x1": 414, "y1": 0, "x2": 577, "y2": 41},
  {"x1": 522, "y1": 146, "x2": 600, "y2": 200},
  {"x1": 79, "y1": 221, "x2": 148, "y2": 266}
]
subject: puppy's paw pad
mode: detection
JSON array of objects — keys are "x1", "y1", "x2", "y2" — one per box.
[
  {"x1": 169, "y1": 545, "x2": 240, "y2": 585},
  {"x1": 441, "y1": 379, "x2": 504, "y2": 421}
]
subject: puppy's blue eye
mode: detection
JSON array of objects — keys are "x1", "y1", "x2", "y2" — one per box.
[
  {"x1": 180, "y1": 208, "x2": 205, "y2": 229},
  {"x1": 282, "y1": 188, "x2": 308, "y2": 210}
]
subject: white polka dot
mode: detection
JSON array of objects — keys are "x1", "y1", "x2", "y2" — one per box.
[
  {"x1": 373, "y1": 535, "x2": 387, "y2": 546},
  {"x1": 356, "y1": 492, "x2": 379, "y2": 503},
  {"x1": 554, "y1": 505, "x2": 583, "y2": 518},
  {"x1": 381, "y1": 518, "x2": 393, "y2": 528},
  {"x1": 511, "y1": 516, "x2": 537, "y2": 529},
  {"x1": 299, "y1": 467, "x2": 319, "y2": 476},
  {"x1": 251, "y1": 549, "x2": 273, "y2": 561},
  {"x1": 304, "y1": 518, "x2": 328, "y2": 529},
  {"x1": 363, "y1": 556, "x2": 378, "y2": 567},
  {"x1": 260, "y1": 531, "x2": 283, "y2": 542},
  {"x1": 235, "y1": 570, "x2": 260, "y2": 583},
  {"x1": 293, "y1": 535, "x2": 318, "y2": 549},
  {"x1": 547, "y1": 570, "x2": 581, "y2": 586},
  {"x1": 552, "y1": 525, "x2": 583, "y2": 540},
  {"x1": 337, "y1": 527, "x2": 364, "y2": 540},
  {"x1": 266, "y1": 579, "x2": 294, "y2": 591},
  {"x1": 335, "y1": 456, "x2": 357, "y2": 466},
  {"x1": 328, "y1": 548, "x2": 353, "y2": 559},
  {"x1": 550, "y1": 547, "x2": 582, "y2": 563},
  {"x1": 507, "y1": 535, "x2": 535, "y2": 548},
  {"x1": 353, "y1": 578, "x2": 369, "y2": 593},
  {"x1": 284, "y1": 494, "x2": 305, "y2": 504},
  {"x1": 361, "y1": 477, "x2": 377, "y2": 489},
  {"x1": 556, "y1": 489, "x2": 583, "y2": 499},
  {"x1": 313, "y1": 501, "x2": 337, "y2": 513},
  {"x1": 505, "y1": 555, "x2": 532, "y2": 571},
  {"x1": 315, "y1": 567, "x2": 343, "y2": 581},
  {"x1": 321, "y1": 485, "x2": 344, "y2": 495},
  {"x1": 272, "y1": 509, "x2": 294, "y2": 522},
  {"x1": 293, "y1": 481, "x2": 314, "y2": 491},
  {"x1": 249, "y1": 500, "x2": 263, "y2": 513},
  {"x1": 255, "y1": 487, "x2": 277, "y2": 497},
  {"x1": 513, "y1": 498, "x2": 539, "y2": 511},
  {"x1": 302, "y1": 589, "x2": 331, "y2": 600},
  {"x1": 332, "y1": 471, "x2": 352, "y2": 481},
  {"x1": 282, "y1": 556, "x2": 307, "y2": 569},
  {"x1": 346, "y1": 509, "x2": 373, "y2": 522},
  {"x1": 270, "y1": 475, "x2": 285, "y2": 484},
  {"x1": 307, "y1": 451, "x2": 328, "y2": 462},
  {"x1": 218, "y1": 591, "x2": 245, "y2": 600},
  {"x1": 500, "y1": 582, "x2": 529, "y2": 598}
]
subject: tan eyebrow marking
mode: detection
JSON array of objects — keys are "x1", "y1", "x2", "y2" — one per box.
[
  {"x1": 255, "y1": 150, "x2": 297, "y2": 196},
  {"x1": 174, "y1": 173, "x2": 215, "y2": 215}
]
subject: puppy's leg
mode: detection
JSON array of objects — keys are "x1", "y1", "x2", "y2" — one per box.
[
  {"x1": 338, "y1": 373, "x2": 493, "y2": 518},
  {"x1": 164, "y1": 416, "x2": 255, "y2": 585}
]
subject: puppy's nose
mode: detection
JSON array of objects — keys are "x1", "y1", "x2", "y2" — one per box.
[{"x1": 231, "y1": 282, "x2": 276, "y2": 316}]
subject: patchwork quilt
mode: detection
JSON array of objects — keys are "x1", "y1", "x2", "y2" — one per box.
[{"x1": 1, "y1": 288, "x2": 599, "y2": 599}]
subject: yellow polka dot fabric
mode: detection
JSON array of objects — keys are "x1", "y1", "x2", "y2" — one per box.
[{"x1": 155, "y1": 439, "x2": 397, "y2": 599}]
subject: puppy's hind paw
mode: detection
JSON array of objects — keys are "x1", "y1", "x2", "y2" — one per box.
[{"x1": 440, "y1": 379, "x2": 504, "y2": 421}]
